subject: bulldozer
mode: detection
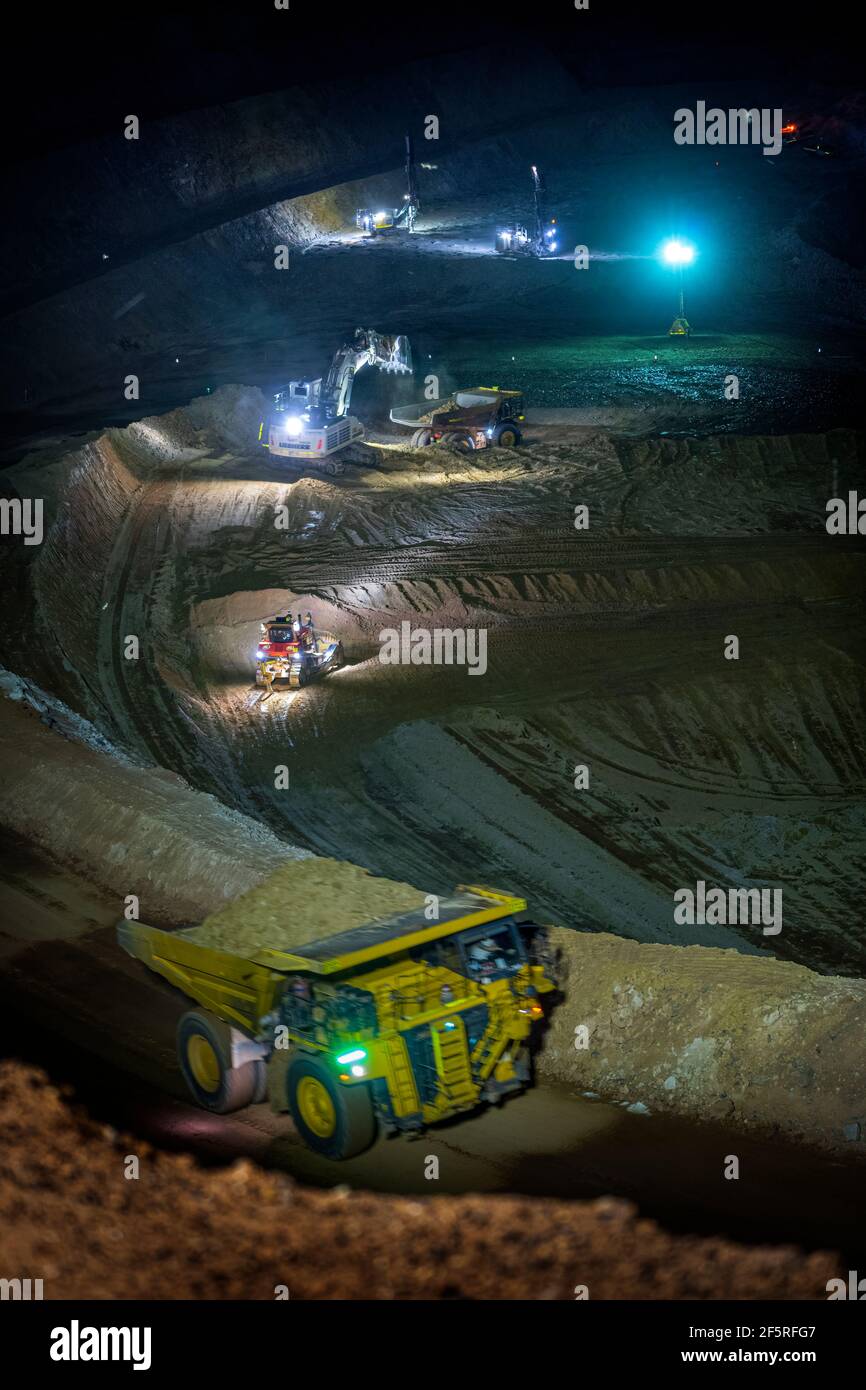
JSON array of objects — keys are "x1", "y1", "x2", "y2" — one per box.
[
  {"x1": 391, "y1": 386, "x2": 526, "y2": 453},
  {"x1": 255, "y1": 614, "x2": 344, "y2": 692},
  {"x1": 260, "y1": 328, "x2": 413, "y2": 475}
]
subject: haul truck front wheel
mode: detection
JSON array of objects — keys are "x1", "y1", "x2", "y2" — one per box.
[
  {"x1": 286, "y1": 1056, "x2": 376, "y2": 1160},
  {"x1": 177, "y1": 1011, "x2": 265, "y2": 1114},
  {"x1": 492, "y1": 422, "x2": 522, "y2": 447}
]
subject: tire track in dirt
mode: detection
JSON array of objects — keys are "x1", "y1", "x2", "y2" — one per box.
[{"x1": 190, "y1": 531, "x2": 866, "y2": 601}]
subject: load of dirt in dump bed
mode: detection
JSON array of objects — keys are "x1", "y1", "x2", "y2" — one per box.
[
  {"x1": 539, "y1": 928, "x2": 866, "y2": 1156},
  {"x1": 0, "y1": 1061, "x2": 839, "y2": 1300},
  {"x1": 179, "y1": 858, "x2": 428, "y2": 955}
]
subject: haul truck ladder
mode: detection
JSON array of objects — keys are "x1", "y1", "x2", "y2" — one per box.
[{"x1": 432, "y1": 1016, "x2": 476, "y2": 1108}]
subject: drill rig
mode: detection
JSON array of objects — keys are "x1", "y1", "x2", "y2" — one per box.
[
  {"x1": 495, "y1": 165, "x2": 558, "y2": 257},
  {"x1": 262, "y1": 329, "x2": 412, "y2": 474},
  {"x1": 356, "y1": 135, "x2": 421, "y2": 235}
]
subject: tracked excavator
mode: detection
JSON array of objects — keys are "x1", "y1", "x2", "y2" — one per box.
[
  {"x1": 260, "y1": 328, "x2": 412, "y2": 475},
  {"x1": 495, "y1": 165, "x2": 558, "y2": 258},
  {"x1": 355, "y1": 134, "x2": 421, "y2": 235}
]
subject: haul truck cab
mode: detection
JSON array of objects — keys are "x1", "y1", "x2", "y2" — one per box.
[{"x1": 118, "y1": 887, "x2": 555, "y2": 1160}]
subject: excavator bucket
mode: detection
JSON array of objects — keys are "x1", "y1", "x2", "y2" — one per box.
[{"x1": 381, "y1": 334, "x2": 412, "y2": 375}]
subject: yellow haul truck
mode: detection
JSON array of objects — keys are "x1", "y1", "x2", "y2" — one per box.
[{"x1": 118, "y1": 887, "x2": 555, "y2": 1160}]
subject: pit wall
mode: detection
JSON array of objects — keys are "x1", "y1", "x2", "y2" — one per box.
[
  {"x1": 1, "y1": 389, "x2": 270, "y2": 727},
  {"x1": 3, "y1": 42, "x2": 580, "y2": 315},
  {"x1": 1, "y1": 124, "x2": 565, "y2": 412}
]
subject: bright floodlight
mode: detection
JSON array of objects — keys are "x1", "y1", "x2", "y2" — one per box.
[{"x1": 662, "y1": 239, "x2": 696, "y2": 266}]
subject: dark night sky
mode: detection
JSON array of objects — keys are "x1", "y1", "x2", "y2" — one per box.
[{"x1": 4, "y1": 0, "x2": 861, "y2": 161}]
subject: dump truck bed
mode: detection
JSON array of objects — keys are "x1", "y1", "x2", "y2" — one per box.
[
  {"x1": 117, "y1": 918, "x2": 286, "y2": 1035},
  {"x1": 117, "y1": 886, "x2": 526, "y2": 1033},
  {"x1": 390, "y1": 388, "x2": 523, "y2": 428}
]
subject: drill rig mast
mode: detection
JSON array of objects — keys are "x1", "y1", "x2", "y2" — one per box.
[
  {"x1": 495, "y1": 165, "x2": 558, "y2": 257},
  {"x1": 355, "y1": 134, "x2": 421, "y2": 235}
]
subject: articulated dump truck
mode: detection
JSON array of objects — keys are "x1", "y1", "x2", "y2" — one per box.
[{"x1": 118, "y1": 886, "x2": 556, "y2": 1160}]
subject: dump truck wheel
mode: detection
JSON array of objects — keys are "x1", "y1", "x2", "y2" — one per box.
[
  {"x1": 177, "y1": 1011, "x2": 261, "y2": 1115},
  {"x1": 443, "y1": 431, "x2": 474, "y2": 453},
  {"x1": 286, "y1": 1056, "x2": 376, "y2": 1160},
  {"x1": 493, "y1": 423, "x2": 522, "y2": 448},
  {"x1": 411, "y1": 428, "x2": 432, "y2": 447}
]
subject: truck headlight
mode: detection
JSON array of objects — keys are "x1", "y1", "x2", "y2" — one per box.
[{"x1": 336, "y1": 1048, "x2": 367, "y2": 1065}]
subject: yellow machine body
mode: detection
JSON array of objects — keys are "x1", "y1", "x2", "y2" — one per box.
[{"x1": 118, "y1": 885, "x2": 555, "y2": 1144}]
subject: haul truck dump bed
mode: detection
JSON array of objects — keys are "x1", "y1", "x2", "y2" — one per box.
[{"x1": 118, "y1": 876, "x2": 555, "y2": 1160}]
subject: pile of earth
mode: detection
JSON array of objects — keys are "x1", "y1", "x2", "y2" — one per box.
[
  {"x1": 0, "y1": 1062, "x2": 838, "y2": 1301},
  {"x1": 540, "y1": 927, "x2": 866, "y2": 1155},
  {"x1": 181, "y1": 858, "x2": 427, "y2": 954}
]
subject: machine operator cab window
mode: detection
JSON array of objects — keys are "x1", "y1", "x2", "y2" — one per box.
[
  {"x1": 499, "y1": 394, "x2": 524, "y2": 423},
  {"x1": 460, "y1": 922, "x2": 525, "y2": 982},
  {"x1": 267, "y1": 625, "x2": 294, "y2": 644}
]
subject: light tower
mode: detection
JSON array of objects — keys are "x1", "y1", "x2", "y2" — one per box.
[{"x1": 661, "y1": 239, "x2": 696, "y2": 336}]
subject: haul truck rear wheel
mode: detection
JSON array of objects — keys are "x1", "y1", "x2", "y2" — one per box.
[
  {"x1": 177, "y1": 1010, "x2": 264, "y2": 1114},
  {"x1": 443, "y1": 431, "x2": 474, "y2": 453},
  {"x1": 286, "y1": 1056, "x2": 376, "y2": 1160}
]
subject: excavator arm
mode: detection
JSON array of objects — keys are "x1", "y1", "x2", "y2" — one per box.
[{"x1": 323, "y1": 329, "x2": 412, "y2": 418}]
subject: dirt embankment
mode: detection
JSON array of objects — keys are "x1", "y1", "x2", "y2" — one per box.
[
  {"x1": 0, "y1": 696, "x2": 307, "y2": 924},
  {"x1": 0, "y1": 1061, "x2": 838, "y2": 1301},
  {"x1": 540, "y1": 927, "x2": 866, "y2": 1155}
]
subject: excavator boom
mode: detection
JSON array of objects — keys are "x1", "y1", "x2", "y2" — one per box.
[{"x1": 325, "y1": 330, "x2": 412, "y2": 417}]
